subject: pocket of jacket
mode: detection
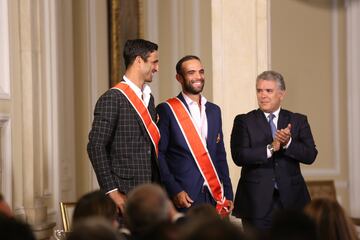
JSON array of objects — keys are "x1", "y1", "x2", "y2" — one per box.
[{"x1": 112, "y1": 167, "x2": 135, "y2": 180}]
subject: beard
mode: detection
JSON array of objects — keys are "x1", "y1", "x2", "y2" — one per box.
[{"x1": 183, "y1": 80, "x2": 204, "y2": 94}]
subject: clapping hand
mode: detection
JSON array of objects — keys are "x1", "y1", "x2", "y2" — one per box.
[{"x1": 275, "y1": 123, "x2": 291, "y2": 147}]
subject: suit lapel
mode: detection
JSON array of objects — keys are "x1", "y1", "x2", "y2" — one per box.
[
  {"x1": 256, "y1": 109, "x2": 273, "y2": 139},
  {"x1": 278, "y1": 109, "x2": 290, "y2": 130},
  {"x1": 148, "y1": 94, "x2": 157, "y2": 121},
  {"x1": 177, "y1": 93, "x2": 190, "y2": 112},
  {"x1": 205, "y1": 103, "x2": 214, "y2": 147}
]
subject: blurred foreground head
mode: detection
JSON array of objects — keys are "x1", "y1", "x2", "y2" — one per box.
[
  {"x1": 124, "y1": 183, "x2": 172, "y2": 235},
  {"x1": 304, "y1": 198, "x2": 358, "y2": 240},
  {"x1": 67, "y1": 218, "x2": 123, "y2": 240}
]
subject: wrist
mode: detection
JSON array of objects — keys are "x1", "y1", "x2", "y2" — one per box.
[{"x1": 267, "y1": 144, "x2": 275, "y2": 154}]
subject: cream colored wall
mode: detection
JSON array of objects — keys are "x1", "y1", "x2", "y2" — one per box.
[
  {"x1": 140, "y1": 0, "x2": 213, "y2": 103},
  {"x1": 270, "y1": 0, "x2": 349, "y2": 208}
]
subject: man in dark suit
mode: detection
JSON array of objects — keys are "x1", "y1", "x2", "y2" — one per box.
[
  {"x1": 230, "y1": 70, "x2": 317, "y2": 231},
  {"x1": 87, "y1": 39, "x2": 160, "y2": 214},
  {"x1": 156, "y1": 55, "x2": 233, "y2": 213}
]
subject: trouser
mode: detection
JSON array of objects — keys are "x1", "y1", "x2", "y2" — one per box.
[{"x1": 242, "y1": 189, "x2": 283, "y2": 232}]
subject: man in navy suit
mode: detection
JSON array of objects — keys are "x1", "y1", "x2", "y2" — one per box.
[
  {"x1": 156, "y1": 55, "x2": 233, "y2": 212},
  {"x1": 230, "y1": 70, "x2": 317, "y2": 231}
]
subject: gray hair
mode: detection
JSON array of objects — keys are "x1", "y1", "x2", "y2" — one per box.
[{"x1": 256, "y1": 70, "x2": 286, "y2": 91}]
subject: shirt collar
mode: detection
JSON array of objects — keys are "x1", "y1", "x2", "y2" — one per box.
[
  {"x1": 123, "y1": 75, "x2": 151, "y2": 97},
  {"x1": 181, "y1": 92, "x2": 207, "y2": 107},
  {"x1": 263, "y1": 107, "x2": 281, "y2": 119}
]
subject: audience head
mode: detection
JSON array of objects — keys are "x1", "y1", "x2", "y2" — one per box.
[
  {"x1": 123, "y1": 39, "x2": 158, "y2": 69},
  {"x1": 186, "y1": 203, "x2": 220, "y2": 222},
  {"x1": 0, "y1": 193, "x2": 12, "y2": 217},
  {"x1": 139, "y1": 221, "x2": 180, "y2": 240},
  {"x1": 304, "y1": 198, "x2": 358, "y2": 240},
  {"x1": 269, "y1": 209, "x2": 318, "y2": 240},
  {"x1": 182, "y1": 218, "x2": 246, "y2": 240},
  {"x1": 67, "y1": 217, "x2": 123, "y2": 240},
  {"x1": 72, "y1": 189, "x2": 117, "y2": 228},
  {"x1": 0, "y1": 213, "x2": 35, "y2": 240},
  {"x1": 124, "y1": 183, "x2": 172, "y2": 236}
]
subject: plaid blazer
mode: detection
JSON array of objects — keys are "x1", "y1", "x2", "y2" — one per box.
[{"x1": 87, "y1": 87, "x2": 159, "y2": 194}]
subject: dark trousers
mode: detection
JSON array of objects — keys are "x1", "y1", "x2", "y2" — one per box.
[{"x1": 242, "y1": 189, "x2": 283, "y2": 233}]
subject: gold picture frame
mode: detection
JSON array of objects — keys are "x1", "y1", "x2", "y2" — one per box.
[
  {"x1": 60, "y1": 202, "x2": 76, "y2": 232},
  {"x1": 108, "y1": 0, "x2": 140, "y2": 87}
]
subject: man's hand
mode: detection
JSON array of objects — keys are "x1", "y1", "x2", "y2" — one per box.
[
  {"x1": 272, "y1": 139, "x2": 281, "y2": 152},
  {"x1": 108, "y1": 191, "x2": 127, "y2": 214},
  {"x1": 173, "y1": 191, "x2": 194, "y2": 209},
  {"x1": 275, "y1": 123, "x2": 291, "y2": 146},
  {"x1": 225, "y1": 200, "x2": 234, "y2": 212}
]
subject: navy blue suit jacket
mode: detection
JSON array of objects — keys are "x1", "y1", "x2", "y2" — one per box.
[
  {"x1": 230, "y1": 108, "x2": 317, "y2": 219},
  {"x1": 156, "y1": 93, "x2": 233, "y2": 205}
]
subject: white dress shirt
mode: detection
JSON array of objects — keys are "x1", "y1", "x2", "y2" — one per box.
[
  {"x1": 182, "y1": 92, "x2": 208, "y2": 142},
  {"x1": 123, "y1": 75, "x2": 151, "y2": 107}
]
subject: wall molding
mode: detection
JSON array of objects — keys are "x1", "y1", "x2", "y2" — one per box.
[
  {"x1": 0, "y1": 0, "x2": 11, "y2": 99},
  {"x1": 0, "y1": 115, "x2": 11, "y2": 206},
  {"x1": 88, "y1": 0, "x2": 100, "y2": 190},
  {"x1": 143, "y1": 0, "x2": 159, "y2": 101},
  {"x1": 346, "y1": 0, "x2": 360, "y2": 217},
  {"x1": 303, "y1": 0, "x2": 341, "y2": 177},
  {"x1": 192, "y1": 0, "x2": 201, "y2": 56}
]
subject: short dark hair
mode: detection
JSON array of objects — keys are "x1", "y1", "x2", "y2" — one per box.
[
  {"x1": 123, "y1": 39, "x2": 158, "y2": 69},
  {"x1": 124, "y1": 184, "x2": 170, "y2": 236},
  {"x1": 176, "y1": 55, "x2": 201, "y2": 75},
  {"x1": 72, "y1": 190, "x2": 117, "y2": 225},
  {"x1": 0, "y1": 213, "x2": 36, "y2": 240},
  {"x1": 269, "y1": 210, "x2": 317, "y2": 240},
  {"x1": 184, "y1": 219, "x2": 247, "y2": 240},
  {"x1": 67, "y1": 218, "x2": 121, "y2": 240},
  {"x1": 256, "y1": 70, "x2": 286, "y2": 91}
]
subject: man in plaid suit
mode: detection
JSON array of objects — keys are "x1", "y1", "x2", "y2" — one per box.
[{"x1": 87, "y1": 39, "x2": 160, "y2": 214}]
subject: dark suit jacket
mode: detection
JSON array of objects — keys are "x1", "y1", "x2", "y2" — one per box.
[
  {"x1": 156, "y1": 93, "x2": 233, "y2": 205},
  {"x1": 230, "y1": 108, "x2": 317, "y2": 219},
  {"x1": 87, "y1": 87, "x2": 159, "y2": 194}
]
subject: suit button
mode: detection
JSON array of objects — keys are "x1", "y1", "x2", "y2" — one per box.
[{"x1": 147, "y1": 150, "x2": 151, "y2": 154}]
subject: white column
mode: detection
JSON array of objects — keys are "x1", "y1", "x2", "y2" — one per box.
[
  {"x1": 211, "y1": 0, "x2": 269, "y2": 194},
  {"x1": 346, "y1": 0, "x2": 360, "y2": 217}
]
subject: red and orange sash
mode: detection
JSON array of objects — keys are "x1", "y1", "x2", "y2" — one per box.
[
  {"x1": 166, "y1": 97, "x2": 230, "y2": 217},
  {"x1": 112, "y1": 82, "x2": 160, "y2": 156}
]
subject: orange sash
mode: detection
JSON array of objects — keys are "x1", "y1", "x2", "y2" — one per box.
[
  {"x1": 166, "y1": 97, "x2": 230, "y2": 217},
  {"x1": 113, "y1": 82, "x2": 160, "y2": 156}
]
